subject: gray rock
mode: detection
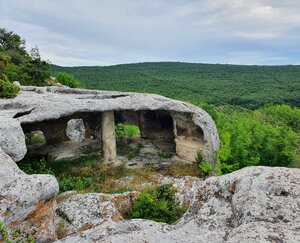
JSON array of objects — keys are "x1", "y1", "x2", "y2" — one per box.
[
  {"x1": 66, "y1": 119, "x2": 86, "y2": 142},
  {"x1": 0, "y1": 86, "x2": 219, "y2": 164},
  {"x1": 56, "y1": 193, "x2": 123, "y2": 231},
  {"x1": 13, "y1": 81, "x2": 21, "y2": 87},
  {"x1": 0, "y1": 148, "x2": 59, "y2": 241},
  {"x1": 0, "y1": 118, "x2": 27, "y2": 162},
  {"x1": 56, "y1": 166, "x2": 300, "y2": 243}
]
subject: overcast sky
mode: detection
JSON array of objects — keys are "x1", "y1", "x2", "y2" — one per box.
[{"x1": 1, "y1": 0, "x2": 300, "y2": 66}]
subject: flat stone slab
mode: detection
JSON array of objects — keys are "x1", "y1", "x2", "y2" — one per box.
[{"x1": 0, "y1": 86, "x2": 220, "y2": 163}]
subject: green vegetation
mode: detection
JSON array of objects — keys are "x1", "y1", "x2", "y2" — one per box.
[
  {"x1": 0, "y1": 28, "x2": 87, "y2": 96},
  {"x1": 25, "y1": 131, "x2": 46, "y2": 147},
  {"x1": 58, "y1": 176, "x2": 93, "y2": 192},
  {"x1": 129, "y1": 184, "x2": 187, "y2": 224},
  {"x1": 0, "y1": 79, "x2": 20, "y2": 98},
  {"x1": 51, "y1": 62, "x2": 300, "y2": 109},
  {"x1": 0, "y1": 221, "x2": 34, "y2": 243},
  {"x1": 18, "y1": 158, "x2": 54, "y2": 175},
  {"x1": 115, "y1": 123, "x2": 141, "y2": 138},
  {"x1": 157, "y1": 150, "x2": 173, "y2": 159},
  {"x1": 196, "y1": 152, "x2": 221, "y2": 176},
  {"x1": 50, "y1": 62, "x2": 300, "y2": 171},
  {"x1": 55, "y1": 72, "x2": 84, "y2": 88},
  {"x1": 214, "y1": 105, "x2": 300, "y2": 173},
  {"x1": 115, "y1": 123, "x2": 143, "y2": 160},
  {"x1": 0, "y1": 28, "x2": 51, "y2": 87}
]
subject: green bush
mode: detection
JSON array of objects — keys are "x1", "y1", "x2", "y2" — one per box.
[
  {"x1": 55, "y1": 72, "x2": 84, "y2": 88},
  {"x1": 130, "y1": 184, "x2": 187, "y2": 224},
  {"x1": 18, "y1": 158, "x2": 54, "y2": 175},
  {"x1": 216, "y1": 107, "x2": 299, "y2": 173},
  {"x1": 115, "y1": 123, "x2": 140, "y2": 138},
  {"x1": 0, "y1": 79, "x2": 20, "y2": 98},
  {"x1": 196, "y1": 152, "x2": 221, "y2": 176},
  {"x1": 58, "y1": 176, "x2": 93, "y2": 192}
]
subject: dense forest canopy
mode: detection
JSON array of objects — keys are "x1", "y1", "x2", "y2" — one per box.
[
  {"x1": 51, "y1": 62, "x2": 300, "y2": 109},
  {"x1": 52, "y1": 63, "x2": 300, "y2": 171}
]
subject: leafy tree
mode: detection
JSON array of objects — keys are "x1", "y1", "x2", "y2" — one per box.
[
  {"x1": 0, "y1": 51, "x2": 10, "y2": 80},
  {"x1": 0, "y1": 28, "x2": 51, "y2": 86},
  {"x1": 0, "y1": 28, "x2": 27, "y2": 65},
  {"x1": 20, "y1": 47, "x2": 50, "y2": 85},
  {"x1": 217, "y1": 108, "x2": 299, "y2": 173}
]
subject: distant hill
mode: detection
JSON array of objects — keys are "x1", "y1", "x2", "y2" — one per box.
[{"x1": 51, "y1": 62, "x2": 300, "y2": 108}]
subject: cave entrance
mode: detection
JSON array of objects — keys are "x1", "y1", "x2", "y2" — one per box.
[
  {"x1": 114, "y1": 110, "x2": 176, "y2": 168},
  {"x1": 21, "y1": 112, "x2": 102, "y2": 161}
]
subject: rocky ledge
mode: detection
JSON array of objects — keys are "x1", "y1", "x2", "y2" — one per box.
[
  {"x1": 56, "y1": 166, "x2": 300, "y2": 243},
  {"x1": 0, "y1": 143, "x2": 299, "y2": 242},
  {"x1": 0, "y1": 86, "x2": 219, "y2": 164}
]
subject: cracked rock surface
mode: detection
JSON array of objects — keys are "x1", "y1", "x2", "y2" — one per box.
[{"x1": 56, "y1": 166, "x2": 300, "y2": 243}]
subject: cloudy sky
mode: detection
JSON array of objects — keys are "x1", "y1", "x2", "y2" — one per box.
[{"x1": 1, "y1": 0, "x2": 300, "y2": 66}]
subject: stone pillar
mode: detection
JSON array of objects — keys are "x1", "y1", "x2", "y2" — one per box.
[{"x1": 101, "y1": 111, "x2": 117, "y2": 163}]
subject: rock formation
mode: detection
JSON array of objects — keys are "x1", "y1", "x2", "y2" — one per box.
[
  {"x1": 0, "y1": 148, "x2": 59, "y2": 242},
  {"x1": 0, "y1": 86, "x2": 220, "y2": 164},
  {"x1": 1, "y1": 86, "x2": 299, "y2": 243},
  {"x1": 56, "y1": 166, "x2": 300, "y2": 243},
  {"x1": 65, "y1": 119, "x2": 86, "y2": 142}
]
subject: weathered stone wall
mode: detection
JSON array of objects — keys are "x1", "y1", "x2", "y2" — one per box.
[{"x1": 172, "y1": 112, "x2": 205, "y2": 162}]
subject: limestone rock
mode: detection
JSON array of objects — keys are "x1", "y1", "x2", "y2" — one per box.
[
  {"x1": 0, "y1": 86, "x2": 219, "y2": 164},
  {"x1": 56, "y1": 166, "x2": 300, "y2": 243},
  {"x1": 0, "y1": 148, "x2": 59, "y2": 242},
  {"x1": 0, "y1": 118, "x2": 27, "y2": 162},
  {"x1": 65, "y1": 119, "x2": 85, "y2": 142},
  {"x1": 13, "y1": 81, "x2": 21, "y2": 88},
  {"x1": 55, "y1": 193, "x2": 123, "y2": 232}
]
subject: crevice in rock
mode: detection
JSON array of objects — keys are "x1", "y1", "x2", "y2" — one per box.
[
  {"x1": 76, "y1": 94, "x2": 129, "y2": 100},
  {"x1": 13, "y1": 108, "x2": 35, "y2": 118}
]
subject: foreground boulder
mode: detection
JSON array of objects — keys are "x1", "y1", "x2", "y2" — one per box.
[
  {"x1": 0, "y1": 148, "x2": 59, "y2": 242},
  {"x1": 57, "y1": 166, "x2": 300, "y2": 243}
]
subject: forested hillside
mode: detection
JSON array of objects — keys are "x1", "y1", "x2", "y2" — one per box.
[{"x1": 51, "y1": 62, "x2": 300, "y2": 109}]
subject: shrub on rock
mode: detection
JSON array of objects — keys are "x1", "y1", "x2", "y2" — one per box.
[
  {"x1": 130, "y1": 184, "x2": 187, "y2": 224},
  {"x1": 0, "y1": 79, "x2": 20, "y2": 98}
]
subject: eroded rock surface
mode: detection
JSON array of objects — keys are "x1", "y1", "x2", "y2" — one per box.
[
  {"x1": 56, "y1": 166, "x2": 300, "y2": 243},
  {"x1": 65, "y1": 119, "x2": 86, "y2": 142},
  {"x1": 0, "y1": 86, "x2": 219, "y2": 164},
  {"x1": 0, "y1": 118, "x2": 26, "y2": 162},
  {"x1": 0, "y1": 148, "x2": 59, "y2": 242},
  {"x1": 55, "y1": 191, "x2": 139, "y2": 238}
]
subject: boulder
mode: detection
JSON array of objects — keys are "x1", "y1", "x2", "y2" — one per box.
[
  {"x1": 55, "y1": 191, "x2": 139, "y2": 238},
  {"x1": 56, "y1": 193, "x2": 122, "y2": 232},
  {"x1": 0, "y1": 148, "x2": 59, "y2": 242},
  {"x1": 0, "y1": 118, "x2": 26, "y2": 162},
  {"x1": 56, "y1": 166, "x2": 300, "y2": 243},
  {"x1": 65, "y1": 119, "x2": 85, "y2": 142}
]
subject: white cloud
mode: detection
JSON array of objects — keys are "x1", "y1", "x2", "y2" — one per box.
[{"x1": 0, "y1": 0, "x2": 299, "y2": 66}]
